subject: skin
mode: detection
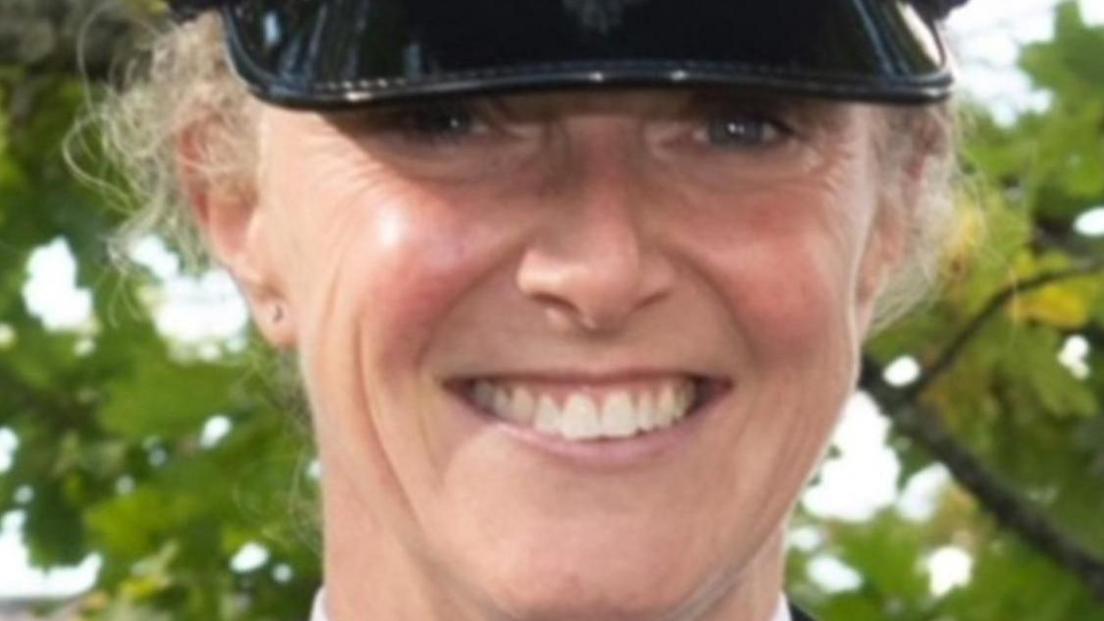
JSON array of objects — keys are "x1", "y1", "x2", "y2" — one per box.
[{"x1": 188, "y1": 89, "x2": 907, "y2": 621}]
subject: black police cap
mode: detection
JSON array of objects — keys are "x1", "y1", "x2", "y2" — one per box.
[{"x1": 170, "y1": 0, "x2": 970, "y2": 109}]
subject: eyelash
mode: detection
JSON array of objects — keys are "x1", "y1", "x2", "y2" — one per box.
[
  {"x1": 382, "y1": 103, "x2": 488, "y2": 145},
  {"x1": 697, "y1": 113, "x2": 794, "y2": 150},
  {"x1": 370, "y1": 102, "x2": 797, "y2": 152}
]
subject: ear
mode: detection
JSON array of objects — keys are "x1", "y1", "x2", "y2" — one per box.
[{"x1": 176, "y1": 126, "x2": 298, "y2": 350}]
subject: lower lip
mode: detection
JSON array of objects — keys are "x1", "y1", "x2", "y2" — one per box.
[{"x1": 447, "y1": 385, "x2": 729, "y2": 470}]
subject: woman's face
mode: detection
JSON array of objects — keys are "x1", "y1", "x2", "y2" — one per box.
[{"x1": 237, "y1": 90, "x2": 894, "y2": 618}]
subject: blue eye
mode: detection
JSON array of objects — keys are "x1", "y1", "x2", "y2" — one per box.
[{"x1": 705, "y1": 115, "x2": 788, "y2": 149}]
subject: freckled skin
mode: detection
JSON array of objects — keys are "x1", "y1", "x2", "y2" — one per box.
[{"x1": 212, "y1": 91, "x2": 893, "y2": 621}]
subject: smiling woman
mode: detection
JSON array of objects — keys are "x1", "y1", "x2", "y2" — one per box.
[{"x1": 96, "y1": 1, "x2": 961, "y2": 620}]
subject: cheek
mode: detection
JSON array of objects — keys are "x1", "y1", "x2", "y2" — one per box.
[
  {"x1": 283, "y1": 174, "x2": 505, "y2": 496},
  {"x1": 322, "y1": 183, "x2": 500, "y2": 372},
  {"x1": 680, "y1": 195, "x2": 865, "y2": 361},
  {"x1": 259, "y1": 114, "x2": 499, "y2": 346},
  {"x1": 738, "y1": 255, "x2": 847, "y2": 355}
]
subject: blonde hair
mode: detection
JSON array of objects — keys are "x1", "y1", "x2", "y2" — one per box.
[
  {"x1": 91, "y1": 13, "x2": 255, "y2": 271},
  {"x1": 91, "y1": 13, "x2": 958, "y2": 331}
]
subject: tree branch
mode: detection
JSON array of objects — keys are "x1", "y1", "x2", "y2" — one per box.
[
  {"x1": 860, "y1": 260, "x2": 1104, "y2": 603},
  {"x1": 904, "y1": 260, "x2": 1104, "y2": 401},
  {"x1": 862, "y1": 362, "x2": 1104, "y2": 602}
]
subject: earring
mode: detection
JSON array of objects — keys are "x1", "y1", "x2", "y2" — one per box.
[{"x1": 271, "y1": 304, "x2": 285, "y2": 324}]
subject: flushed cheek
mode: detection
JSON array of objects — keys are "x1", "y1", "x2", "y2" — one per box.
[
  {"x1": 665, "y1": 185, "x2": 867, "y2": 364},
  {"x1": 344, "y1": 195, "x2": 507, "y2": 371},
  {"x1": 290, "y1": 186, "x2": 506, "y2": 521},
  {"x1": 713, "y1": 237, "x2": 856, "y2": 363}
]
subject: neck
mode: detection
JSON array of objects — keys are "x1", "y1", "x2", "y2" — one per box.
[{"x1": 322, "y1": 472, "x2": 789, "y2": 621}]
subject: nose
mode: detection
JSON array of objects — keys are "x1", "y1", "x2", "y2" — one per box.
[{"x1": 516, "y1": 136, "x2": 675, "y2": 334}]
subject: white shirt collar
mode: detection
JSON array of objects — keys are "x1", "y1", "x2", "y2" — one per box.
[
  {"x1": 310, "y1": 590, "x2": 792, "y2": 621},
  {"x1": 311, "y1": 588, "x2": 327, "y2": 621},
  {"x1": 774, "y1": 593, "x2": 794, "y2": 621}
]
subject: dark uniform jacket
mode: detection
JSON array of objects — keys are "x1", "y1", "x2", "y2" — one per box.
[{"x1": 791, "y1": 604, "x2": 817, "y2": 621}]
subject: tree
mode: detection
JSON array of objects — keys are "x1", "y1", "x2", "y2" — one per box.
[
  {"x1": 787, "y1": 4, "x2": 1104, "y2": 619},
  {"x1": 1, "y1": 2, "x2": 319, "y2": 618},
  {"x1": 0, "y1": 1, "x2": 1101, "y2": 619}
]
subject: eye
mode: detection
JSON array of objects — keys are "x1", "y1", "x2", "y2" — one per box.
[
  {"x1": 701, "y1": 113, "x2": 791, "y2": 150},
  {"x1": 388, "y1": 102, "x2": 484, "y2": 145}
]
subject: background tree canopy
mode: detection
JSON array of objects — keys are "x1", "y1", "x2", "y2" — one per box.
[{"x1": 0, "y1": 1, "x2": 1102, "y2": 619}]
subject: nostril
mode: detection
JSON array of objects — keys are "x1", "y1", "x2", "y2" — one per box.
[
  {"x1": 515, "y1": 159, "x2": 679, "y2": 332},
  {"x1": 517, "y1": 241, "x2": 674, "y2": 334},
  {"x1": 535, "y1": 293, "x2": 626, "y2": 336},
  {"x1": 539, "y1": 280, "x2": 646, "y2": 334}
]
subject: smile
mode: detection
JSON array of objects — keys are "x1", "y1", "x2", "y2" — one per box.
[{"x1": 455, "y1": 375, "x2": 727, "y2": 442}]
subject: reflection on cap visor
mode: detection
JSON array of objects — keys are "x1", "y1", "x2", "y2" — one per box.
[{"x1": 221, "y1": 0, "x2": 953, "y2": 109}]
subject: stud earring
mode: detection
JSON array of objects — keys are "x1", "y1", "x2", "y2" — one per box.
[{"x1": 271, "y1": 304, "x2": 285, "y2": 324}]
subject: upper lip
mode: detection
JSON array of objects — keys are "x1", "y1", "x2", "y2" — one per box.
[
  {"x1": 462, "y1": 370, "x2": 691, "y2": 382},
  {"x1": 443, "y1": 368, "x2": 732, "y2": 390}
]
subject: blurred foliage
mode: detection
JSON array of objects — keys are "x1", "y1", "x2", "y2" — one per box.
[
  {"x1": 0, "y1": 1, "x2": 1101, "y2": 620},
  {"x1": 0, "y1": 2, "x2": 320, "y2": 619},
  {"x1": 787, "y1": 3, "x2": 1104, "y2": 620}
]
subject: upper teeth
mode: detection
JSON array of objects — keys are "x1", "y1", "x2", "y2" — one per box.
[{"x1": 469, "y1": 379, "x2": 697, "y2": 441}]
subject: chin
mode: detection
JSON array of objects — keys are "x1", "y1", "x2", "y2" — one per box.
[
  {"x1": 461, "y1": 528, "x2": 736, "y2": 621},
  {"x1": 489, "y1": 574, "x2": 691, "y2": 621}
]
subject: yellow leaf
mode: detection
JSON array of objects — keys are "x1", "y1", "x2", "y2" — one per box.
[{"x1": 1009, "y1": 285, "x2": 1090, "y2": 328}]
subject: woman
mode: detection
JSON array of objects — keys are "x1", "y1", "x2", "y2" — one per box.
[{"x1": 103, "y1": 0, "x2": 962, "y2": 619}]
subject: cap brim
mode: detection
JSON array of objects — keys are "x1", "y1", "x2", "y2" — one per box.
[{"x1": 222, "y1": 0, "x2": 954, "y2": 109}]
